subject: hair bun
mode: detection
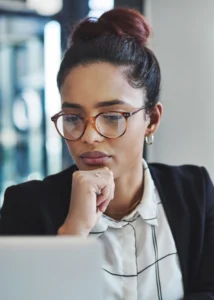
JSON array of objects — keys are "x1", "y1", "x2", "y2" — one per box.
[{"x1": 71, "y1": 7, "x2": 151, "y2": 46}]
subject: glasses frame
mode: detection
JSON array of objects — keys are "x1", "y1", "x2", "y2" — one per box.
[{"x1": 51, "y1": 105, "x2": 147, "y2": 141}]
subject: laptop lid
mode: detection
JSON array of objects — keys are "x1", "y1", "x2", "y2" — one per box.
[{"x1": 0, "y1": 237, "x2": 104, "y2": 300}]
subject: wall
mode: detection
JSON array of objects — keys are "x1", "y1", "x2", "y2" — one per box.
[{"x1": 145, "y1": 0, "x2": 214, "y2": 179}]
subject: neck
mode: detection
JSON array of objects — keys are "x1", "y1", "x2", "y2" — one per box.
[{"x1": 105, "y1": 160, "x2": 144, "y2": 220}]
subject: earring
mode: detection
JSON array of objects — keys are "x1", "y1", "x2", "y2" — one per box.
[{"x1": 145, "y1": 135, "x2": 154, "y2": 145}]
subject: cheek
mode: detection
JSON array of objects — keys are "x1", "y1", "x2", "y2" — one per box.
[
  {"x1": 108, "y1": 129, "x2": 145, "y2": 178},
  {"x1": 65, "y1": 141, "x2": 78, "y2": 159},
  {"x1": 127, "y1": 116, "x2": 147, "y2": 141},
  {"x1": 111, "y1": 119, "x2": 146, "y2": 158}
]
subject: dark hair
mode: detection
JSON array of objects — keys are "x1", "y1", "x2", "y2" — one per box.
[{"x1": 57, "y1": 7, "x2": 161, "y2": 112}]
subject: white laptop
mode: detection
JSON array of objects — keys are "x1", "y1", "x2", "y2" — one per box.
[{"x1": 0, "y1": 237, "x2": 104, "y2": 300}]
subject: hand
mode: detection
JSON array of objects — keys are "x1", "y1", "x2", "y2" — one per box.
[{"x1": 58, "y1": 167, "x2": 115, "y2": 237}]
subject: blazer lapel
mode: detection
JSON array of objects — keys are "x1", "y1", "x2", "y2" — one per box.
[{"x1": 149, "y1": 164, "x2": 191, "y2": 294}]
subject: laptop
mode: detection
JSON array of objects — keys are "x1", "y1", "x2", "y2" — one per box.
[{"x1": 0, "y1": 237, "x2": 104, "y2": 300}]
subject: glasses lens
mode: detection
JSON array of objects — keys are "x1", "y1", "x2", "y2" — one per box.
[
  {"x1": 57, "y1": 114, "x2": 84, "y2": 140},
  {"x1": 96, "y1": 112, "x2": 126, "y2": 138}
]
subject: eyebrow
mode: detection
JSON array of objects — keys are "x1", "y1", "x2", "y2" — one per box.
[{"x1": 61, "y1": 99, "x2": 129, "y2": 109}]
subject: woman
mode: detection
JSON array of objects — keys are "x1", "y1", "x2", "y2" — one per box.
[{"x1": 0, "y1": 7, "x2": 214, "y2": 300}]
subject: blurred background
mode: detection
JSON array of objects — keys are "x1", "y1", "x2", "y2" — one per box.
[{"x1": 0, "y1": 0, "x2": 214, "y2": 204}]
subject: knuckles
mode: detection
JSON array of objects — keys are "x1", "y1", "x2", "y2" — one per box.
[
  {"x1": 72, "y1": 169, "x2": 114, "y2": 189},
  {"x1": 72, "y1": 171, "x2": 90, "y2": 186}
]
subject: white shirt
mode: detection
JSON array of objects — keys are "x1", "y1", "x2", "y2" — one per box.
[{"x1": 90, "y1": 160, "x2": 184, "y2": 300}]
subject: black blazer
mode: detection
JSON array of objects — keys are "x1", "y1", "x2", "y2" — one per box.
[{"x1": 0, "y1": 163, "x2": 214, "y2": 300}]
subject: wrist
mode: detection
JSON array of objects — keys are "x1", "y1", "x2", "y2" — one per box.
[{"x1": 57, "y1": 223, "x2": 90, "y2": 237}]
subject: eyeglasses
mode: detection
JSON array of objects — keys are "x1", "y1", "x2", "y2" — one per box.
[{"x1": 51, "y1": 105, "x2": 147, "y2": 141}]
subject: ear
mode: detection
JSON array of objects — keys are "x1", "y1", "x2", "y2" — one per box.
[{"x1": 145, "y1": 103, "x2": 163, "y2": 136}]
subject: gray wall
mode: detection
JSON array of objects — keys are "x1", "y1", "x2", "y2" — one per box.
[{"x1": 145, "y1": 0, "x2": 214, "y2": 179}]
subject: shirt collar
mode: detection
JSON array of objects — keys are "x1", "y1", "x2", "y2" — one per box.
[
  {"x1": 137, "y1": 160, "x2": 158, "y2": 226},
  {"x1": 90, "y1": 159, "x2": 158, "y2": 236}
]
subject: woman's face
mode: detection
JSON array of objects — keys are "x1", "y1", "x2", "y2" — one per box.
[{"x1": 60, "y1": 62, "x2": 161, "y2": 178}]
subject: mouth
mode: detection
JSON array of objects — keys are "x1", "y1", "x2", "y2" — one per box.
[{"x1": 80, "y1": 151, "x2": 111, "y2": 165}]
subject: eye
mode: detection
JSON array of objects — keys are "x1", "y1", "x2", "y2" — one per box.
[
  {"x1": 102, "y1": 113, "x2": 123, "y2": 121},
  {"x1": 63, "y1": 115, "x2": 81, "y2": 122}
]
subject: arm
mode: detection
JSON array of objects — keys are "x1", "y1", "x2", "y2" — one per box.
[
  {"x1": 0, "y1": 184, "x2": 44, "y2": 235},
  {"x1": 183, "y1": 167, "x2": 214, "y2": 300}
]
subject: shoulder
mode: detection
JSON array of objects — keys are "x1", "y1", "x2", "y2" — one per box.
[
  {"x1": 0, "y1": 165, "x2": 78, "y2": 235},
  {"x1": 149, "y1": 161, "x2": 205, "y2": 176},
  {"x1": 149, "y1": 162, "x2": 212, "y2": 185},
  {"x1": 4, "y1": 164, "x2": 77, "y2": 198},
  {"x1": 149, "y1": 162, "x2": 214, "y2": 211},
  {"x1": 1, "y1": 164, "x2": 78, "y2": 214}
]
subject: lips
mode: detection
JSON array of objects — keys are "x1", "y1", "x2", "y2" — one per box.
[
  {"x1": 80, "y1": 151, "x2": 109, "y2": 158},
  {"x1": 80, "y1": 151, "x2": 111, "y2": 165}
]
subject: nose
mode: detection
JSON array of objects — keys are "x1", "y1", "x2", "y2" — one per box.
[{"x1": 80, "y1": 121, "x2": 104, "y2": 144}]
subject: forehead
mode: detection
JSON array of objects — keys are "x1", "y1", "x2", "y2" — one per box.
[{"x1": 60, "y1": 62, "x2": 144, "y2": 108}]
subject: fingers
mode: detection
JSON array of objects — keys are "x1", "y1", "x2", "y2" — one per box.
[
  {"x1": 93, "y1": 168, "x2": 114, "y2": 194},
  {"x1": 96, "y1": 184, "x2": 111, "y2": 206},
  {"x1": 98, "y1": 200, "x2": 109, "y2": 213},
  {"x1": 72, "y1": 167, "x2": 115, "y2": 217},
  {"x1": 97, "y1": 178, "x2": 115, "y2": 213},
  {"x1": 96, "y1": 207, "x2": 103, "y2": 219}
]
